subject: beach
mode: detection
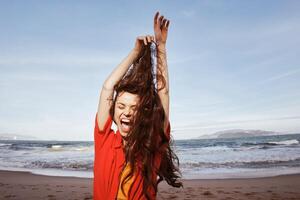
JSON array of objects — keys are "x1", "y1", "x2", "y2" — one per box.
[
  {"x1": 1, "y1": 170, "x2": 300, "y2": 200},
  {"x1": 1, "y1": 135, "x2": 300, "y2": 199}
]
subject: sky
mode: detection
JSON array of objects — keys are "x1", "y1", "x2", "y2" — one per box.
[{"x1": 0, "y1": 0, "x2": 300, "y2": 141}]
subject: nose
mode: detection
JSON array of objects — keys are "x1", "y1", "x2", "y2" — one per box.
[{"x1": 124, "y1": 108, "x2": 132, "y2": 117}]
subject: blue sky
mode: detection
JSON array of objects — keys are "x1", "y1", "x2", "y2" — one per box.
[{"x1": 0, "y1": 1, "x2": 300, "y2": 140}]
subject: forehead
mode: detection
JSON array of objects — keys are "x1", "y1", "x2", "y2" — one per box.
[{"x1": 116, "y1": 91, "x2": 140, "y2": 105}]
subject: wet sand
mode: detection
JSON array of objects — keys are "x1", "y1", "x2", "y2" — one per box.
[{"x1": 0, "y1": 170, "x2": 300, "y2": 199}]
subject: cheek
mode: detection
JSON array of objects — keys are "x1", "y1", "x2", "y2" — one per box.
[{"x1": 114, "y1": 108, "x2": 121, "y2": 120}]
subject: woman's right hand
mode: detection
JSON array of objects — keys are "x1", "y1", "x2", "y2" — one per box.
[
  {"x1": 153, "y1": 11, "x2": 170, "y2": 46},
  {"x1": 133, "y1": 35, "x2": 155, "y2": 54}
]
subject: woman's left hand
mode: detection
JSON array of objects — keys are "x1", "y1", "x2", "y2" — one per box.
[
  {"x1": 153, "y1": 11, "x2": 170, "y2": 46},
  {"x1": 133, "y1": 35, "x2": 155, "y2": 54}
]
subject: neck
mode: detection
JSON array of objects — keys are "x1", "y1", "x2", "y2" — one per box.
[{"x1": 122, "y1": 139, "x2": 127, "y2": 147}]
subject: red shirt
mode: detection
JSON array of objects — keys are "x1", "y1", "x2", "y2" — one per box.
[{"x1": 93, "y1": 113, "x2": 170, "y2": 200}]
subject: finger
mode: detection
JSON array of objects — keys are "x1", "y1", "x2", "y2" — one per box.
[
  {"x1": 143, "y1": 37, "x2": 147, "y2": 45},
  {"x1": 159, "y1": 15, "x2": 164, "y2": 25},
  {"x1": 154, "y1": 11, "x2": 159, "y2": 25},
  {"x1": 137, "y1": 36, "x2": 145, "y2": 45},
  {"x1": 146, "y1": 35, "x2": 151, "y2": 43},
  {"x1": 162, "y1": 18, "x2": 167, "y2": 27},
  {"x1": 151, "y1": 35, "x2": 155, "y2": 41},
  {"x1": 166, "y1": 20, "x2": 170, "y2": 28}
]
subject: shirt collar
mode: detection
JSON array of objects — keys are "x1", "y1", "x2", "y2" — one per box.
[{"x1": 114, "y1": 130, "x2": 123, "y2": 149}]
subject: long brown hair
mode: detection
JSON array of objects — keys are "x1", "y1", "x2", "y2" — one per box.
[{"x1": 110, "y1": 43, "x2": 182, "y2": 199}]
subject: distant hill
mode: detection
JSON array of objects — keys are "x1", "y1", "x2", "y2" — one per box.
[
  {"x1": 197, "y1": 129, "x2": 283, "y2": 139},
  {"x1": 0, "y1": 133, "x2": 38, "y2": 140}
]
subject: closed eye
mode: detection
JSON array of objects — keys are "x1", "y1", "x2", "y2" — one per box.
[
  {"x1": 118, "y1": 106, "x2": 125, "y2": 109},
  {"x1": 117, "y1": 102, "x2": 125, "y2": 109},
  {"x1": 131, "y1": 106, "x2": 137, "y2": 111}
]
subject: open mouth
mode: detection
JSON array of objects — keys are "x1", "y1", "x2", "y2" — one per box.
[{"x1": 120, "y1": 118, "x2": 132, "y2": 132}]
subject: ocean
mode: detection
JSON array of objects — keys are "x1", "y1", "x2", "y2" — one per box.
[{"x1": 0, "y1": 133, "x2": 300, "y2": 179}]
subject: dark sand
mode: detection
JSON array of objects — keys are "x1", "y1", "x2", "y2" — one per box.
[{"x1": 0, "y1": 170, "x2": 300, "y2": 199}]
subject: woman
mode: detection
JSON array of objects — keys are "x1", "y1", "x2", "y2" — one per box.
[{"x1": 94, "y1": 12, "x2": 182, "y2": 200}]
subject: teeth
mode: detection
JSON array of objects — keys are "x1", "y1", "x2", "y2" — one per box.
[{"x1": 121, "y1": 119, "x2": 130, "y2": 123}]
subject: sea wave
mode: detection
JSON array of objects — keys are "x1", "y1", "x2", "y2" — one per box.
[
  {"x1": 51, "y1": 145, "x2": 63, "y2": 150},
  {"x1": 0, "y1": 143, "x2": 12, "y2": 147},
  {"x1": 267, "y1": 139, "x2": 299, "y2": 145},
  {"x1": 73, "y1": 147, "x2": 90, "y2": 151},
  {"x1": 181, "y1": 158, "x2": 300, "y2": 169},
  {"x1": 242, "y1": 139, "x2": 299, "y2": 148},
  {"x1": 47, "y1": 145, "x2": 92, "y2": 152},
  {"x1": 9, "y1": 144, "x2": 34, "y2": 151},
  {"x1": 177, "y1": 146, "x2": 232, "y2": 155},
  {"x1": 24, "y1": 160, "x2": 93, "y2": 171}
]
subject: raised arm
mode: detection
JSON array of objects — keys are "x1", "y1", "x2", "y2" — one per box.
[
  {"x1": 153, "y1": 11, "x2": 170, "y2": 132},
  {"x1": 97, "y1": 36, "x2": 154, "y2": 130}
]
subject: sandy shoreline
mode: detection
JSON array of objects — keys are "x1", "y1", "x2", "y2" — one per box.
[{"x1": 0, "y1": 170, "x2": 300, "y2": 199}]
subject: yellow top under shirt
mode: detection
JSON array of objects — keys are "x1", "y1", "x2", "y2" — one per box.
[{"x1": 117, "y1": 163, "x2": 135, "y2": 199}]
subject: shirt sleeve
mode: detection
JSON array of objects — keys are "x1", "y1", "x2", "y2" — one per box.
[{"x1": 94, "y1": 112, "x2": 113, "y2": 149}]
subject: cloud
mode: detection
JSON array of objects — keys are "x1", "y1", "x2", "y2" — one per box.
[
  {"x1": 174, "y1": 115, "x2": 300, "y2": 131},
  {"x1": 0, "y1": 54, "x2": 119, "y2": 67},
  {"x1": 259, "y1": 68, "x2": 300, "y2": 84}
]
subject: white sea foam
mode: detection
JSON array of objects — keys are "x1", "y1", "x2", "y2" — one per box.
[
  {"x1": 50, "y1": 145, "x2": 63, "y2": 151},
  {"x1": 74, "y1": 147, "x2": 90, "y2": 151},
  {"x1": 268, "y1": 139, "x2": 299, "y2": 145},
  {"x1": 0, "y1": 143, "x2": 12, "y2": 147}
]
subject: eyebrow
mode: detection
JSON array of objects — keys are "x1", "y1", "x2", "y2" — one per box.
[{"x1": 117, "y1": 102, "x2": 137, "y2": 107}]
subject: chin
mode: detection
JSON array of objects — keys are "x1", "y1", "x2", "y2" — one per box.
[
  {"x1": 120, "y1": 131, "x2": 128, "y2": 137},
  {"x1": 118, "y1": 127, "x2": 129, "y2": 137}
]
